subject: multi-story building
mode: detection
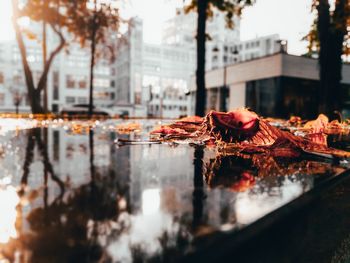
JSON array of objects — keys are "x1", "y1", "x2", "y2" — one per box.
[
  {"x1": 0, "y1": 21, "x2": 116, "y2": 113},
  {"x1": 162, "y1": 8, "x2": 281, "y2": 70},
  {"x1": 206, "y1": 34, "x2": 282, "y2": 70},
  {"x1": 191, "y1": 53, "x2": 350, "y2": 118},
  {"x1": 0, "y1": 7, "x2": 283, "y2": 117},
  {"x1": 114, "y1": 18, "x2": 196, "y2": 118},
  {"x1": 114, "y1": 18, "x2": 146, "y2": 116}
]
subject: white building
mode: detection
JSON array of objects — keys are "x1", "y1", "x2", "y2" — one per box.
[
  {"x1": 162, "y1": 8, "x2": 281, "y2": 71},
  {"x1": 115, "y1": 18, "x2": 196, "y2": 118},
  {"x1": 0, "y1": 21, "x2": 116, "y2": 113},
  {"x1": 0, "y1": 7, "x2": 283, "y2": 117}
]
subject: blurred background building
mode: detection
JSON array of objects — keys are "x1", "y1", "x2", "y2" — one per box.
[
  {"x1": 193, "y1": 53, "x2": 350, "y2": 119},
  {"x1": 0, "y1": 7, "x2": 283, "y2": 118}
]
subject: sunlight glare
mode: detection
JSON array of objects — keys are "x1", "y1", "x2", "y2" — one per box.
[
  {"x1": 0, "y1": 186, "x2": 20, "y2": 243},
  {"x1": 142, "y1": 188, "x2": 160, "y2": 215},
  {"x1": 0, "y1": 0, "x2": 15, "y2": 42}
]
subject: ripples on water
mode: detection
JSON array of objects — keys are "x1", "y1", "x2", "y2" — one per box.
[{"x1": 0, "y1": 119, "x2": 347, "y2": 262}]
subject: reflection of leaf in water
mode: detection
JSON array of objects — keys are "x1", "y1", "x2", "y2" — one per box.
[{"x1": 205, "y1": 154, "x2": 345, "y2": 193}]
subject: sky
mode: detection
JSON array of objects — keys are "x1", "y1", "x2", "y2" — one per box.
[{"x1": 0, "y1": 0, "x2": 314, "y2": 55}]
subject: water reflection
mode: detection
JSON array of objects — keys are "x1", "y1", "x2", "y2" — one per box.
[
  {"x1": 20, "y1": 128, "x2": 65, "y2": 201},
  {"x1": 0, "y1": 122, "x2": 346, "y2": 262},
  {"x1": 0, "y1": 186, "x2": 19, "y2": 243}
]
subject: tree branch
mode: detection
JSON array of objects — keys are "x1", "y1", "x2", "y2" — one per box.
[{"x1": 37, "y1": 23, "x2": 66, "y2": 93}]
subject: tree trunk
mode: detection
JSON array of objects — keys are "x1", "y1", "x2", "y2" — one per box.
[
  {"x1": 317, "y1": 0, "x2": 346, "y2": 116},
  {"x1": 195, "y1": 0, "x2": 208, "y2": 117},
  {"x1": 42, "y1": 19, "x2": 48, "y2": 113},
  {"x1": 12, "y1": 0, "x2": 65, "y2": 115},
  {"x1": 89, "y1": 36, "x2": 96, "y2": 117},
  {"x1": 42, "y1": 0, "x2": 49, "y2": 113},
  {"x1": 31, "y1": 90, "x2": 44, "y2": 114},
  {"x1": 12, "y1": 0, "x2": 40, "y2": 113},
  {"x1": 89, "y1": 6, "x2": 98, "y2": 117}
]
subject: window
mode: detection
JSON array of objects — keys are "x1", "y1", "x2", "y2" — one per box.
[
  {"x1": 0, "y1": 72, "x2": 4, "y2": 84},
  {"x1": 52, "y1": 104, "x2": 59, "y2": 113},
  {"x1": 66, "y1": 75, "x2": 87, "y2": 89},
  {"x1": 0, "y1": 93, "x2": 5, "y2": 105},
  {"x1": 78, "y1": 77, "x2": 87, "y2": 89},
  {"x1": 77, "y1": 97, "x2": 87, "y2": 104},
  {"x1": 53, "y1": 71, "x2": 59, "y2": 100},
  {"x1": 66, "y1": 96, "x2": 75, "y2": 104},
  {"x1": 93, "y1": 78, "x2": 110, "y2": 88},
  {"x1": 66, "y1": 75, "x2": 75, "y2": 89},
  {"x1": 13, "y1": 74, "x2": 22, "y2": 85}
]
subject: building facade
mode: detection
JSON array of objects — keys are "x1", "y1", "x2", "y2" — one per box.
[
  {"x1": 0, "y1": 21, "x2": 116, "y2": 114},
  {"x1": 192, "y1": 53, "x2": 350, "y2": 119},
  {"x1": 115, "y1": 12, "x2": 281, "y2": 118},
  {"x1": 115, "y1": 17, "x2": 196, "y2": 118},
  {"x1": 0, "y1": 9, "x2": 283, "y2": 117}
]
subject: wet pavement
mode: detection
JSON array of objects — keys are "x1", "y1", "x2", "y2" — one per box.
[{"x1": 0, "y1": 119, "x2": 349, "y2": 262}]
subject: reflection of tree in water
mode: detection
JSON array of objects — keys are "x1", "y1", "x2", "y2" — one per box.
[
  {"x1": 20, "y1": 128, "x2": 64, "y2": 199},
  {"x1": 4, "y1": 128, "x2": 130, "y2": 262},
  {"x1": 22, "y1": 169, "x2": 126, "y2": 262}
]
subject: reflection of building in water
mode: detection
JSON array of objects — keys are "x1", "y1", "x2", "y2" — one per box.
[
  {"x1": 234, "y1": 175, "x2": 314, "y2": 225},
  {"x1": 48, "y1": 128, "x2": 91, "y2": 186},
  {"x1": 128, "y1": 144, "x2": 195, "y2": 213},
  {"x1": 47, "y1": 127, "x2": 132, "y2": 193}
]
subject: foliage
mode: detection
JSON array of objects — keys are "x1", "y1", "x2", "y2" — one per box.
[
  {"x1": 305, "y1": 0, "x2": 350, "y2": 59},
  {"x1": 12, "y1": 0, "x2": 120, "y2": 114},
  {"x1": 67, "y1": 0, "x2": 120, "y2": 62},
  {"x1": 12, "y1": 0, "x2": 69, "y2": 113},
  {"x1": 64, "y1": 0, "x2": 120, "y2": 116}
]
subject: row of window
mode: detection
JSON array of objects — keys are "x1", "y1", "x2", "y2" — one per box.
[
  {"x1": 152, "y1": 93, "x2": 187, "y2": 100},
  {"x1": 65, "y1": 93, "x2": 115, "y2": 104},
  {"x1": 219, "y1": 40, "x2": 263, "y2": 56},
  {"x1": 66, "y1": 76, "x2": 114, "y2": 89},
  {"x1": 66, "y1": 75, "x2": 88, "y2": 89},
  {"x1": 65, "y1": 96, "x2": 88, "y2": 104},
  {"x1": 149, "y1": 104, "x2": 187, "y2": 111}
]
